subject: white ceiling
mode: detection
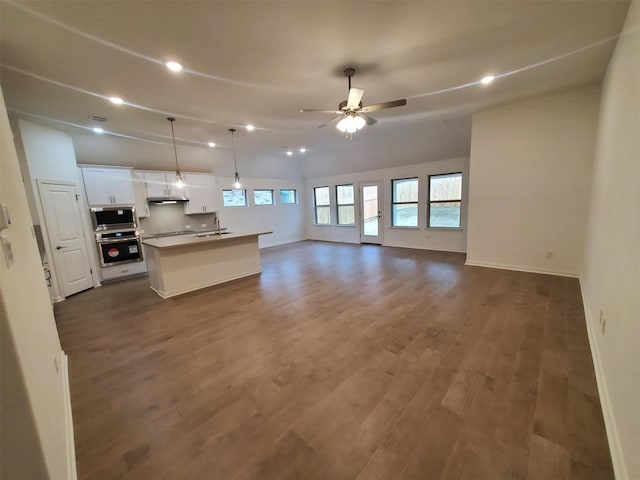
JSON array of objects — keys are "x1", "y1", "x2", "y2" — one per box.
[{"x1": 0, "y1": 1, "x2": 629, "y2": 179}]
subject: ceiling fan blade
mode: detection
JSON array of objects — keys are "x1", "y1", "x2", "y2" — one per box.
[
  {"x1": 318, "y1": 115, "x2": 343, "y2": 128},
  {"x1": 300, "y1": 108, "x2": 342, "y2": 114},
  {"x1": 346, "y1": 88, "x2": 364, "y2": 109},
  {"x1": 360, "y1": 98, "x2": 407, "y2": 113},
  {"x1": 360, "y1": 114, "x2": 377, "y2": 125}
]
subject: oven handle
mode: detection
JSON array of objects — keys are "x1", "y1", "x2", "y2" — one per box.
[{"x1": 96, "y1": 237, "x2": 140, "y2": 244}]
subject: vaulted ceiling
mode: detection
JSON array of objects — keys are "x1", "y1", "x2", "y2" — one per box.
[{"x1": 0, "y1": 1, "x2": 629, "y2": 178}]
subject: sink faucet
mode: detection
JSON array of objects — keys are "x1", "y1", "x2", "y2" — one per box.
[{"x1": 215, "y1": 216, "x2": 221, "y2": 235}]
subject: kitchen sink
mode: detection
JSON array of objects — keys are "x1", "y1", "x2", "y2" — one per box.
[
  {"x1": 195, "y1": 231, "x2": 231, "y2": 237},
  {"x1": 149, "y1": 228, "x2": 228, "y2": 238},
  {"x1": 148, "y1": 230, "x2": 196, "y2": 238}
]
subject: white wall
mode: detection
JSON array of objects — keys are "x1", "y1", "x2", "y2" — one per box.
[
  {"x1": 215, "y1": 176, "x2": 306, "y2": 248},
  {"x1": 305, "y1": 157, "x2": 469, "y2": 253},
  {"x1": 466, "y1": 84, "x2": 601, "y2": 276},
  {"x1": 581, "y1": 3, "x2": 640, "y2": 479},
  {"x1": 0, "y1": 88, "x2": 76, "y2": 479},
  {"x1": 15, "y1": 119, "x2": 101, "y2": 300}
]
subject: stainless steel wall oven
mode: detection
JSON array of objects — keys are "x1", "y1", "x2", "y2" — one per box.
[{"x1": 95, "y1": 229, "x2": 143, "y2": 267}]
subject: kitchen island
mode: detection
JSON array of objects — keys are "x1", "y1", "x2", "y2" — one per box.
[{"x1": 142, "y1": 231, "x2": 272, "y2": 298}]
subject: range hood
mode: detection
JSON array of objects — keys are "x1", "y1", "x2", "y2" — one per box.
[{"x1": 147, "y1": 195, "x2": 189, "y2": 204}]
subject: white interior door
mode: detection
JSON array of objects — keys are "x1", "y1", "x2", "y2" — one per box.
[
  {"x1": 360, "y1": 182, "x2": 383, "y2": 244},
  {"x1": 39, "y1": 181, "x2": 94, "y2": 297}
]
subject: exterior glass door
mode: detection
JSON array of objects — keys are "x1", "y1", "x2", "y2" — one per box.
[{"x1": 360, "y1": 182, "x2": 382, "y2": 244}]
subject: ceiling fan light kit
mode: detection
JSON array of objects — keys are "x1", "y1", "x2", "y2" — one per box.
[
  {"x1": 336, "y1": 113, "x2": 366, "y2": 134},
  {"x1": 300, "y1": 67, "x2": 407, "y2": 138}
]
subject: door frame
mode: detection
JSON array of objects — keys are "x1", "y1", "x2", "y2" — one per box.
[
  {"x1": 359, "y1": 181, "x2": 383, "y2": 245},
  {"x1": 37, "y1": 179, "x2": 100, "y2": 301}
]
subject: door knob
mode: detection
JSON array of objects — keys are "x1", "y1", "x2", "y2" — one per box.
[{"x1": 56, "y1": 245, "x2": 67, "y2": 250}]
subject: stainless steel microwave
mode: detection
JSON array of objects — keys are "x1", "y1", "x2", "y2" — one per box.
[{"x1": 90, "y1": 206, "x2": 137, "y2": 231}]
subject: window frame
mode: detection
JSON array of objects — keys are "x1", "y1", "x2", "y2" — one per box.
[
  {"x1": 279, "y1": 189, "x2": 298, "y2": 205},
  {"x1": 253, "y1": 189, "x2": 274, "y2": 206},
  {"x1": 222, "y1": 189, "x2": 248, "y2": 207},
  {"x1": 335, "y1": 183, "x2": 355, "y2": 226},
  {"x1": 427, "y1": 172, "x2": 463, "y2": 229},
  {"x1": 391, "y1": 177, "x2": 419, "y2": 227},
  {"x1": 313, "y1": 186, "x2": 331, "y2": 225}
]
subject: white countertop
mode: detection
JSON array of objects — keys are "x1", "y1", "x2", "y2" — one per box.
[{"x1": 142, "y1": 230, "x2": 272, "y2": 249}]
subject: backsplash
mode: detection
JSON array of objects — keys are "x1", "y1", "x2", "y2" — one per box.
[{"x1": 139, "y1": 203, "x2": 216, "y2": 234}]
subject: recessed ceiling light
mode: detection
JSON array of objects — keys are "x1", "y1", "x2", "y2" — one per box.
[
  {"x1": 166, "y1": 61, "x2": 183, "y2": 72},
  {"x1": 480, "y1": 75, "x2": 495, "y2": 85},
  {"x1": 245, "y1": 124, "x2": 255, "y2": 131},
  {"x1": 287, "y1": 151, "x2": 293, "y2": 156},
  {"x1": 109, "y1": 97, "x2": 123, "y2": 105},
  {"x1": 208, "y1": 142, "x2": 216, "y2": 148},
  {"x1": 92, "y1": 127, "x2": 104, "y2": 134},
  {"x1": 299, "y1": 148, "x2": 306, "y2": 153}
]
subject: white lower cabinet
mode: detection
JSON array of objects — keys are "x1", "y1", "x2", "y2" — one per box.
[{"x1": 100, "y1": 260, "x2": 147, "y2": 281}]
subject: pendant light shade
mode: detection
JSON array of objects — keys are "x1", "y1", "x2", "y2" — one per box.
[
  {"x1": 229, "y1": 128, "x2": 242, "y2": 189},
  {"x1": 167, "y1": 117, "x2": 184, "y2": 188}
]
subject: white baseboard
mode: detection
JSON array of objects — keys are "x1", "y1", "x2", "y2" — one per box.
[
  {"x1": 464, "y1": 260, "x2": 578, "y2": 278},
  {"x1": 578, "y1": 279, "x2": 629, "y2": 480},
  {"x1": 61, "y1": 352, "x2": 78, "y2": 480}
]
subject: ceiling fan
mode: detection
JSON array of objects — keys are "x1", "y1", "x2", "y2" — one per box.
[{"x1": 300, "y1": 68, "x2": 407, "y2": 136}]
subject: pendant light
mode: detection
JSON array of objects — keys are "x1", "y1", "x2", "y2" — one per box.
[
  {"x1": 167, "y1": 117, "x2": 184, "y2": 189},
  {"x1": 229, "y1": 128, "x2": 242, "y2": 189}
]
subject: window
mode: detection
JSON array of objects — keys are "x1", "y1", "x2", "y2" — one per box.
[
  {"x1": 428, "y1": 172, "x2": 462, "y2": 228},
  {"x1": 253, "y1": 189, "x2": 274, "y2": 205},
  {"x1": 392, "y1": 177, "x2": 419, "y2": 227},
  {"x1": 280, "y1": 189, "x2": 297, "y2": 204},
  {"x1": 222, "y1": 189, "x2": 247, "y2": 207},
  {"x1": 314, "y1": 186, "x2": 331, "y2": 224},
  {"x1": 336, "y1": 184, "x2": 355, "y2": 225}
]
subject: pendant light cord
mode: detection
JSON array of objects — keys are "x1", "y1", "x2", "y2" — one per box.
[
  {"x1": 230, "y1": 128, "x2": 238, "y2": 174},
  {"x1": 168, "y1": 117, "x2": 180, "y2": 175}
]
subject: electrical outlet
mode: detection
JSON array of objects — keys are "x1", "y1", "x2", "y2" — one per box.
[
  {"x1": 185, "y1": 224, "x2": 191, "y2": 229},
  {"x1": 201, "y1": 223, "x2": 207, "y2": 228}
]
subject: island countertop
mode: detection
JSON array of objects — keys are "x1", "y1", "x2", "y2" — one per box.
[
  {"x1": 142, "y1": 230, "x2": 272, "y2": 249},
  {"x1": 142, "y1": 230, "x2": 272, "y2": 298}
]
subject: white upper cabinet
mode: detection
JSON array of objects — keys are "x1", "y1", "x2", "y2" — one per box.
[
  {"x1": 144, "y1": 172, "x2": 183, "y2": 198},
  {"x1": 183, "y1": 173, "x2": 218, "y2": 215},
  {"x1": 132, "y1": 171, "x2": 150, "y2": 218},
  {"x1": 82, "y1": 167, "x2": 135, "y2": 206}
]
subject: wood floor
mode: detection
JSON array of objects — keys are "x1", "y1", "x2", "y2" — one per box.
[{"x1": 54, "y1": 241, "x2": 613, "y2": 480}]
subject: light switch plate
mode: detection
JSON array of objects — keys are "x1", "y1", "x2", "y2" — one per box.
[
  {"x1": 0, "y1": 203, "x2": 11, "y2": 230},
  {"x1": 1, "y1": 235, "x2": 14, "y2": 267}
]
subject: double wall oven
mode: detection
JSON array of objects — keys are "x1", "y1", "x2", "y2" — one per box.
[{"x1": 90, "y1": 206, "x2": 143, "y2": 268}]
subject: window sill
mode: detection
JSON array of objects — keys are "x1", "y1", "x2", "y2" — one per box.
[
  {"x1": 312, "y1": 223, "x2": 332, "y2": 227},
  {"x1": 426, "y1": 227, "x2": 464, "y2": 231},
  {"x1": 335, "y1": 224, "x2": 356, "y2": 228},
  {"x1": 389, "y1": 226, "x2": 419, "y2": 230}
]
